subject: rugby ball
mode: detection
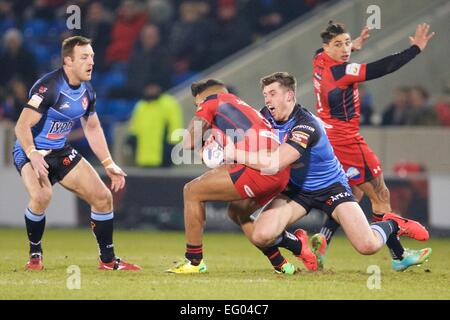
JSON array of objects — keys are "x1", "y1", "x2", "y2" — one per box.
[{"x1": 202, "y1": 140, "x2": 224, "y2": 169}]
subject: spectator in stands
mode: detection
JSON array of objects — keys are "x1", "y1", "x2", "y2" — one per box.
[
  {"x1": 359, "y1": 85, "x2": 374, "y2": 126},
  {"x1": 0, "y1": 77, "x2": 28, "y2": 122},
  {"x1": 245, "y1": 0, "x2": 317, "y2": 39},
  {"x1": 169, "y1": 0, "x2": 213, "y2": 72},
  {"x1": 0, "y1": 28, "x2": 37, "y2": 88},
  {"x1": 0, "y1": 0, "x2": 16, "y2": 34},
  {"x1": 382, "y1": 87, "x2": 409, "y2": 126},
  {"x1": 435, "y1": 81, "x2": 450, "y2": 127},
  {"x1": 127, "y1": 87, "x2": 183, "y2": 167},
  {"x1": 404, "y1": 86, "x2": 439, "y2": 126},
  {"x1": 128, "y1": 24, "x2": 172, "y2": 94},
  {"x1": 78, "y1": 1, "x2": 112, "y2": 72},
  {"x1": 105, "y1": 0, "x2": 147, "y2": 66},
  {"x1": 108, "y1": 24, "x2": 172, "y2": 99},
  {"x1": 208, "y1": 0, "x2": 251, "y2": 66}
]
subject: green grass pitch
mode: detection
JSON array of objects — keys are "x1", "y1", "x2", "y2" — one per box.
[{"x1": 1, "y1": 228, "x2": 449, "y2": 300}]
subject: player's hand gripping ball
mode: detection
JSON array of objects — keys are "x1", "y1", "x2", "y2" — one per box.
[{"x1": 202, "y1": 138, "x2": 224, "y2": 169}]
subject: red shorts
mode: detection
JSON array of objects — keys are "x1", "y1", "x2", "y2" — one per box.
[
  {"x1": 227, "y1": 164, "x2": 290, "y2": 206},
  {"x1": 331, "y1": 136, "x2": 382, "y2": 186}
]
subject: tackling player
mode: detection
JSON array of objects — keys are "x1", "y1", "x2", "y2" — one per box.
[
  {"x1": 310, "y1": 22, "x2": 434, "y2": 271},
  {"x1": 13, "y1": 36, "x2": 140, "y2": 271},
  {"x1": 224, "y1": 72, "x2": 429, "y2": 275},
  {"x1": 165, "y1": 79, "x2": 294, "y2": 273}
]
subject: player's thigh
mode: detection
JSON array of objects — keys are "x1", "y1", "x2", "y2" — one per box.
[
  {"x1": 254, "y1": 194, "x2": 308, "y2": 237},
  {"x1": 331, "y1": 201, "x2": 376, "y2": 251},
  {"x1": 21, "y1": 163, "x2": 52, "y2": 204},
  {"x1": 184, "y1": 165, "x2": 242, "y2": 202},
  {"x1": 58, "y1": 158, "x2": 110, "y2": 204}
]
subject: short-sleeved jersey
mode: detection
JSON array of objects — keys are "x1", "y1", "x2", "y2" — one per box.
[
  {"x1": 261, "y1": 104, "x2": 348, "y2": 191},
  {"x1": 15, "y1": 68, "x2": 96, "y2": 150},
  {"x1": 195, "y1": 93, "x2": 279, "y2": 152},
  {"x1": 312, "y1": 51, "x2": 367, "y2": 145}
]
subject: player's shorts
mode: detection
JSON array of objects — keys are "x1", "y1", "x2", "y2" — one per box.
[
  {"x1": 227, "y1": 164, "x2": 290, "y2": 206},
  {"x1": 13, "y1": 143, "x2": 83, "y2": 185},
  {"x1": 331, "y1": 135, "x2": 382, "y2": 186},
  {"x1": 282, "y1": 181, "x2": 357, "y2": 218}
]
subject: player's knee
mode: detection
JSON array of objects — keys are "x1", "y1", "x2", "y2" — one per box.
[
  {"x1": 251, "y1": 229, "x2": 273, "y2": 248},
  {"x1": 183, "y1": 181, "x2": 199, "y2": 201},
  {"x1": 30, "y1": 189, "x2": 52, "y2": 208},
  {"x1": 93, "y1": 187, "x2": 113, "y2": 211},
  {"x1": 356, "y1": 240, "x2": 378, "y2": 255}
]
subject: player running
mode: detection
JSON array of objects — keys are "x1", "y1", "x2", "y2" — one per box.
[
  {"x1": 13, "y1": 36, "x2": 140, "y2": 271},
  {"x1": 310, "y1": 22, "x2": 434, "y2": 271},
  {"x1": 224, "y1": 72, "x2": 429, "y2": 275},
  {"x1": 165, "y1": 79, "x2": 292, "y2": 274}
]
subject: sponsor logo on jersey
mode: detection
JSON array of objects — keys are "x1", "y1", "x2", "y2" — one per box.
[
  {"x1": 290, "y1": 130, "x2": 310, "y2": 149},
  {"x1": 293, "y1": 124, "x2": 315, "y2": 132},
  {"x1": 47, "y1": 120, "x2": 74, "y2": 139},
  {"x1": 82, "y1": 96, "x2": 89, "y2": 110},
  {"x1": 345, "y1": 63, "x2": 361, "y2": 76},
  {"x1": 346, "y1": 167, "x2": 361, "y2": 180},
  {"x1": 28, "y1": 94, "x2": 43, "y2": 109}
]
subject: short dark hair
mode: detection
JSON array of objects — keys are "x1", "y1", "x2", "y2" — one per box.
[
  {"x1": 61, "y1": 36, "x2": 92, "y2": 63},
  {"x1": 260, "y1": 72, "x2": 297, "y2": 94},
  {"x1": 191, "y1": 79, "x2": 226, "y2": 97},
  {"x1": 320, "y1": 21, "x2": 347, "y2": 43}
]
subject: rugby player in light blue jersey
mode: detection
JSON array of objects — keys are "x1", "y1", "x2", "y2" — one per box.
[{"x1": 13, "y1": 36, "x2": 140, "y2": 271}]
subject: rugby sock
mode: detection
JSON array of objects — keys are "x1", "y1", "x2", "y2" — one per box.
[
  {"x1": 260, "y1": 246, "x2": 286, "y2": 270},
  {"x1": 320, "y1": 217, "x2": 340, "y2": 244},
  {"x1": 373, "y1": 212, "x2": 405, "y2": 260},
  {"x1": 185, "y1": 244, "x2": 203, "y2": 266},
  {"x1": 90, "y1": 211, "x2": 115, "y2": 263},
  {"x1": 370, "y1": 220, "x2": 399, "y2": 245},
  {"x1": 24, "y1": 208, "x2": 46, "y2": 254},
  {"x1": 274, "y1": 231, "x2": 302, "y2": 256}
]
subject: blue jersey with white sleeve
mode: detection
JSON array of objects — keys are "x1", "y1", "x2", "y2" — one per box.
[
  {"x1": 261, "y1": 104, "x2": 348, "y2": 191},
  {"x1": 14, "y1": 68, "x2": 96, "y2": 150}
]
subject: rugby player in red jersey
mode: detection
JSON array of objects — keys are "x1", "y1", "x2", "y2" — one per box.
[
  {"x1": 166, "y1": 79, "x2": 291, "y2": 273},
  {"x1": 310, "y1": 22, "x2": 434, "y2": 271}
]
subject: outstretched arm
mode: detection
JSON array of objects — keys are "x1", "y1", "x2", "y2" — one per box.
[{"x1": 365, "y1": 23, "x2": 435, "y2": 81}]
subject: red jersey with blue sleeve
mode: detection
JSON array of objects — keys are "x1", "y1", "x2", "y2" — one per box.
[
  {"x1": 312, "y1": 51, "x2": 366, "y2": 144},
  {"x1": 195, "y1": 93, "x2": 279, "y2": 152},
  {"x1": 313, "y1": 45, "x2": 421, "y2": 145}
]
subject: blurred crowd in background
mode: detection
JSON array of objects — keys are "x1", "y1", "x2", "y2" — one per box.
[{"x1": 0, "y1": 0, "x2": 449, "y2": 168}]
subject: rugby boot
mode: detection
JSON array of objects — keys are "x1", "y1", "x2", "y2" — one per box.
[
  {"x1": 294, "y1": 229, "x2": 318, "y2": 271},
  {"x1": 98, "y1": 257, "x2": 141, "y2": 271},
  {"x1": 25, "y1": 253, "x2": 44, "y2": 270},
  {"x1": 165, "y1": 258, "x2": 207, "y2": 274},
  {"x1": 392, "y1": 247, "x2": 432, "y2": 271},
  {"x1": 382, "y1": 212, "x2": 429, "y2": 241},
  {"x1": 274, "y1": 261, "x2": 296, "y2": 275},
  {"x1": 311, "y1": 233, "x2": 328, "y2": 270}
]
